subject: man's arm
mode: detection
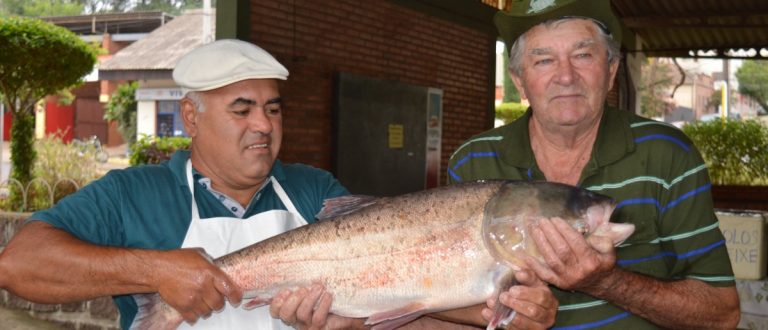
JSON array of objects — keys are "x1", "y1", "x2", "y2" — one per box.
[
  {"x1": 527, "y1": 218, "x2": 740, "y2": 329},
  {"x1": 0, "y1": 221, "x2": 243, "y2": 323}
]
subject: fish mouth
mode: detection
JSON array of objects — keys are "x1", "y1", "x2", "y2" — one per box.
[{"x1": 584, "y1": 201, "x2": 616, "y2": 232}]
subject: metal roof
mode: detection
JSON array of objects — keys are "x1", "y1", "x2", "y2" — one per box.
[
  {"x1": 613, "y1": 0, "x2": 768, "y2": 59},
  {"x1": 98, "y1": 9, "x2": 215, "y2": 80},
  {"x1": 41, "y1": 11, "x2": 174, "y2": 35}
]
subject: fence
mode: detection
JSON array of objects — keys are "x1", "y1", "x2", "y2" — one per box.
[{"x1": 0, "y1": 211, "x2": 120, "y2": 329}]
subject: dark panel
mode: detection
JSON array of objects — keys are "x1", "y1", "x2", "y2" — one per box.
[
  {"x1": 74, "y1": 98, "x2": 108, "y2": 143},
  {"x1": 334, "y1": 72, "x2": 428, "y2": 196}
]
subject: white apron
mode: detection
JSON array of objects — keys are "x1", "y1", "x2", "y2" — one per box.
[{"x1": 178, "y1": 160, "x2": 308, "y2": 329}]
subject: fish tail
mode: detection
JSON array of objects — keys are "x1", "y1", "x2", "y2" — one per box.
[
  {"x1": 486, "y1": 271, "x2": 518, "y2": 330},
  {"x1": 129, "y1": 293, "x2": 183, "y2": 330}
]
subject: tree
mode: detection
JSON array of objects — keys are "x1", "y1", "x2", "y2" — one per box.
[
  {"x1": 0, "y1": 16, "x2": 96, "y2": 209},
  {"x1": 638, "y1": 58, "x2": 676, "y2": 118},
  {"x1": 736, "y1": 60, "x2": 768, "y2": 112},
  {"x1": 0, "y1": 0, "x2": 83, "y2": 17},
  {"x1": 1, "y1": 0, "x2": 211, "y2": 16},
  {"x1": 502, "y1": 48, "x2": 520, "y2": 103},
  {"x1": 104, "y1": 81, "x2": 138, "y2": 147}
]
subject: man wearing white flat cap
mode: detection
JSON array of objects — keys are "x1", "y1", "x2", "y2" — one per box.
[{"x1": 0, "y1": 39, "x2": 349, "y2": 329}]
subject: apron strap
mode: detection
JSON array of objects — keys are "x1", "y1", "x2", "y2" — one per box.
[{"x1": 271, "y1": 179, "x2": 307, "y2": 224}]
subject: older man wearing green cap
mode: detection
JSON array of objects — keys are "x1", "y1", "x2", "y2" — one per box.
[
  {"x1": 0, "y1": 39, "x2": 349, "y2": 330},
  {"x1": 449, "y1": 0, "x2": 740, "y2": 329}
]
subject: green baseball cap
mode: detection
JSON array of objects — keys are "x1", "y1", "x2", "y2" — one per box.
[{"x1": 494, "y1": 0, "x2": 622, "y2": 46}]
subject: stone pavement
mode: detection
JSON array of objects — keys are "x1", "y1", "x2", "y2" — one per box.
[{"x1": 0, "y1": 306, "x2": 64, "y2": 330}]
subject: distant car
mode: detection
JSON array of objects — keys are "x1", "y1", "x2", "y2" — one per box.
[{"x1": 700, "y1": 113, "x2": 740, "y2": 122}]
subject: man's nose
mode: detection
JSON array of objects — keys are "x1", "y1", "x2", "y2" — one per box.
[
  {"x1": 554, "y1": 59, "x2": 575, "y2": 85},
  {"x1": 248, "y1": 108, "x2": 273, "y2": 133}
]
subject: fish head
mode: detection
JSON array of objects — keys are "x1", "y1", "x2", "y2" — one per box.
[{"x1": 481, "y1": 181, "x2": 635, "y2": 269}]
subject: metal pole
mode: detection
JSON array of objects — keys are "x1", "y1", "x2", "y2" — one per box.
[{"x1": 722, "y1": 58, "x2": 730, "y2": 119}]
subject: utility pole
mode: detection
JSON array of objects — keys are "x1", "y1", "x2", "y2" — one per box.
[{"x1": 722, "y1": 58, "x2": 730, "y2": 119}]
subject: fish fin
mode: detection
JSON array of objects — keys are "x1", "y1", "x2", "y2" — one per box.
[
  {"x1": 129, "y1": 293, "x2": 183, "y2": 330},
  {"x1": 486, "y1": 271, "x2": 518, "y2": 330},
  {"x1": 242, "y1": 298, "x2": 270, "y2": 310},
  {"x1": 316, "y1": 195, "x2": 379, "y2": 220},
  {"x1": 365, "y1": 303, "x2": 427, "y2": 330}
]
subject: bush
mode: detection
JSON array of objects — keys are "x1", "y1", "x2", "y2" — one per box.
[
  {"x1": 495, "y1": 102, "x2": 528, "y2": 125},
  {"x1": 682, "y1": 119, "x2": 768, "y2": 185},
  {"x1": 0, "y1": 133, "x2": 101, "y2": 212},
  {"x1": 104, "y1": 82, "x2": 138, "y2": 147},
  {"x1": 130, "y1": 135, "x2": 191, "y2": 165}
]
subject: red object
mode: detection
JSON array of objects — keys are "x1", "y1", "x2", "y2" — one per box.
[
  {"x1": 44, "y1": 96, "x2": 75, "y2": 142},
  {"x1": 2, "y1": 111, "x2": 10, "y2": 141}
]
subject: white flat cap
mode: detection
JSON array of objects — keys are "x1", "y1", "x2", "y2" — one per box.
[{"x1": 173, "y1": 39, "x2": 289, "y2": 93}]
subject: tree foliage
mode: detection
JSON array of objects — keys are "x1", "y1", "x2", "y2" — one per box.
[
  {"x1": 682, "y1": 119, "x2": 768, "y2": 185},
  {"x1": 1, "y1": 0, "x2": 210, "y2": 16},
  {"x1": 495, "y1": 102, "x2": 527, "y2": 125},
  {"x1": 638, "y1": 58, "x2": 676, "y2": 118},
  {"x1": 104, "y1": 81, "x2": 138, "y2": 146},
  {"x1": 0, "y1": 16, "x2": 97, "y2": 116},
  {"x1": 0, "y1": 0, "x2": 82, "y2": 17},
  {"x1": 0, "y1": 16, "x2": 96, "y2": 201},
  {"x1": 502, "y1": 48, "x2": 520, "y2": 103},
  {"x1": 735, "y1": 60, "x2": 768, "y2": 113}
]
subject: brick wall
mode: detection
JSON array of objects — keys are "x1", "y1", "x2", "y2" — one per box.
[
  {"x1": 249, "y1": 0, "x2": 496, "y2": 185},
  {"x1": 0, "y1": 212, "x2": 120, "y2": 330}
]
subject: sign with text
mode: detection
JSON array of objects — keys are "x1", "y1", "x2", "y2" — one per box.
[
  {"x1": 717, "y1": 211, "x2": 767, "y2": 280},
  {"x1": 135, "y1": 88, "x2": 184, "y2": 101}
]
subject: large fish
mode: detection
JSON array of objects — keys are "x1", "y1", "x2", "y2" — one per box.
[{"x1": 130, "y1": 180, "x2": 635, "y2": 330}]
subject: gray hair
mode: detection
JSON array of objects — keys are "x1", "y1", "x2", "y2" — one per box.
[
  {"x1": 507, "y1": 17, "x2": 621, "y2": 76},
  {"x1": 184, "y1": 91, "x2": 206, "y2": 112}
]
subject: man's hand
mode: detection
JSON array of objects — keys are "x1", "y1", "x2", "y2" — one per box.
[
  {"x1": 482, "y1": 270, "x2": 558, "y2": 330},
  {"x1": 152, "y1": 248, "x2": 243, "y2": 324},
  {"x1": 269, "y1": 284, "x2": 366, "y2": 330},
  {"x1": 525, "y1": 217, "x2": 616, "y2": 294}
]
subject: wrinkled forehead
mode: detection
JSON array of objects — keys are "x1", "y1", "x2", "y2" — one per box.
[
  {"x1": 525, "y1": 17, "x2": 602, "y2": 41},
  {"x1": 523, "y1": 19, "x2": 604, "y2": 53}
]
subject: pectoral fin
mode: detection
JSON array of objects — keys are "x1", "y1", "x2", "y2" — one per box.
[
  {"x1": 486, "y1": 271, "x2": 518, "y2": 330},
  {"x1": 365, "y1": 302, "x2": 428, "y2": 330}
]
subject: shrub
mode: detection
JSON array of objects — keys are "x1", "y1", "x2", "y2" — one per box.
[
  {"x1": 0, "y1": 133, "x2": 101, "y2": 211},
  {"x1": 130, "y1": 135, "x2": 191, "y2": 165},
  {"x1": 104, "y1": 82, "x2": 138, "y2": 147},
  {"x1": 682, "y1": 119, "x2": 768, "y2": 185},
  {"x1": 495, "y1": 102, "x2": 528, "y2": 125}
]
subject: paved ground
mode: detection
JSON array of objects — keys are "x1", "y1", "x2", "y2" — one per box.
[{"x1": 0, "y1": 306, "x2": 64, "y2": 330}]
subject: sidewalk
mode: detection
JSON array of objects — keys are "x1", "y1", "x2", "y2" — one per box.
[{"x1": 0, "y1": 306, "x2": 64, "y2": 330}]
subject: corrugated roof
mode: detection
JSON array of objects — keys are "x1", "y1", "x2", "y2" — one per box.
[
  {"x1": 484, "y1": 0, "x2": 768, "y2": 59},
  {"x1": 613, "y1": 0, "x2": 768, "y2": 58},
  {"x1": 99, "y1": 9, "x2": 215, "y2": 74},
  {"x1": 42, "y1": 11, "x2": 173, "y2": 35}
]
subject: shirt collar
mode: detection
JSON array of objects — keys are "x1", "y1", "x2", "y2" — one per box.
[
  {"x1": 496, "y1": 105, "x2": 635, "y2": 169},
  {"x1": 169, "y1": 150, "x2": 288, "y2": 187}
]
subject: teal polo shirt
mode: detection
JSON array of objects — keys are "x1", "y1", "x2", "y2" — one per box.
[
  {"x1": 31, "y1": 150, "x2": 348, "y2": 329},
  {"x1": 448, "y1": 107, "x2": 735, "y2": 329}
]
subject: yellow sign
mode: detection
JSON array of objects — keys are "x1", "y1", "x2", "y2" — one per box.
[{"x1": 388, "y1": 124, "x2": 404, "y2": 149}]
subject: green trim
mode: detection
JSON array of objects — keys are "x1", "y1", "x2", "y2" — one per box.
[
  {"x1": 558, "y1": 300, "x2": 608, "y2": 311},
  {"x1": 450, "y1": 136, "x2": 504, "y2": 158},
  {"x1": 586, "y1": 165, "x2": 707, "y2": 191},
  {"x1": 687, "y1": 275, "x2": 736, "y2": 282}
]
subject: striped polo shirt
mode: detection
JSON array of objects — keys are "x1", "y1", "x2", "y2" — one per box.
[{"x1": 447, "y1": 106, "x2": 735, "y2": 329}]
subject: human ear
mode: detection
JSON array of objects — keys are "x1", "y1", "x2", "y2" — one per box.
[{"x1": 180, "y1": 98, "x2": 199, "y2": 137}]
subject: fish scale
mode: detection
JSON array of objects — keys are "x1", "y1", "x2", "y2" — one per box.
[{"x1": 129, "y1": 180, "x2": 634, "y2": 330}]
